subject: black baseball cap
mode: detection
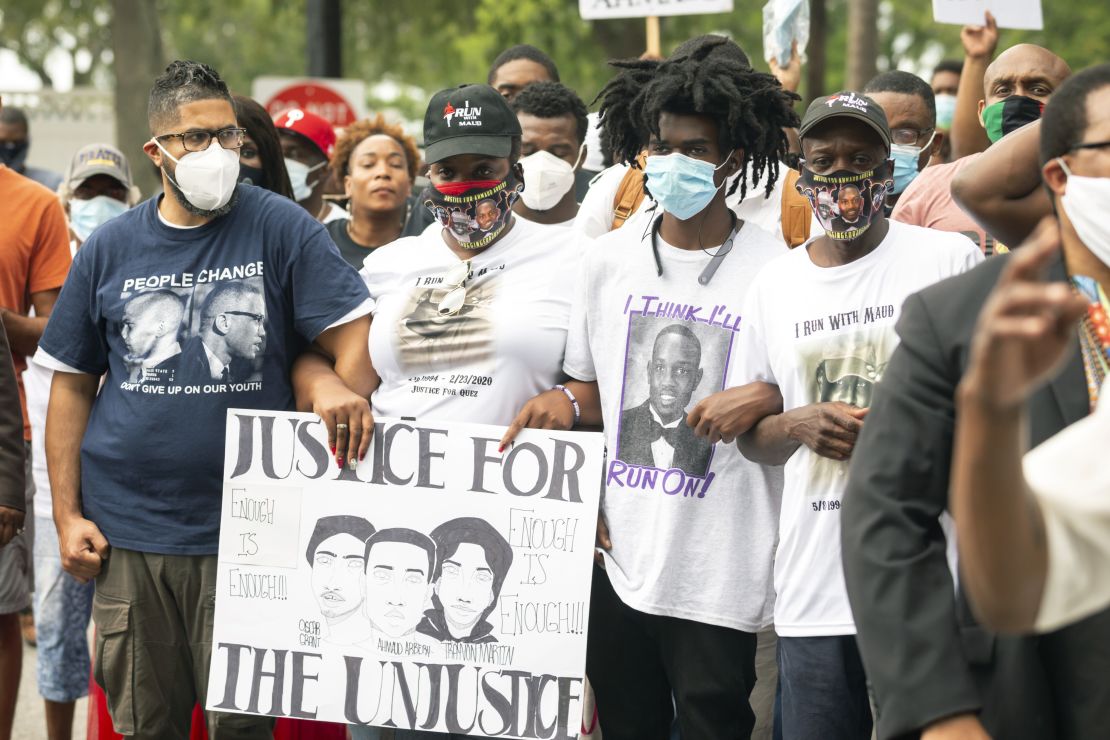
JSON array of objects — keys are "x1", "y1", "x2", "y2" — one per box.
[
  {"x1": 423, "y1": 84, "x2": 522, "y2": 164},
  {"x1": 799, "y1": 92, "x2": 891, "y2": 150}
]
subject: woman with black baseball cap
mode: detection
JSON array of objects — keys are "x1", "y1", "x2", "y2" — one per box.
[{"x1": 292, "y1": 87, "x2": 597, "y2": 740}]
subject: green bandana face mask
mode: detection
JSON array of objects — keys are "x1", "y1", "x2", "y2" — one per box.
[{"x1": 982, "y1": 95, "x2": 1044, "y2": 143}]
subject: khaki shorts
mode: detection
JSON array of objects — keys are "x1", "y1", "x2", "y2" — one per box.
[{"x1": 92, "y1": 547, "x2": 274, "y2": 740}]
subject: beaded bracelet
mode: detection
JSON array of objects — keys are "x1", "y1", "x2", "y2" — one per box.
[{"x1": 553, "y1": 384, "x2": 581, "y2": 426}]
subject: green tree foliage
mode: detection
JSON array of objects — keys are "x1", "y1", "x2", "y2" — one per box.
[{"x1": 2, "y1": 0, "x2": 1107, "y2": 111}]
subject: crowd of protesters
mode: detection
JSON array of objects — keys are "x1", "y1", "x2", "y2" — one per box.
[{"x1": 1, "y1": 10, "x2": 1110, "y2": 740}]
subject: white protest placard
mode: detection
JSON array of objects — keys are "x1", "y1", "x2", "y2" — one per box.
[
  {"x1": 579, "y1": 0, "x2": 734, "y2": 20},
  {"x1": 932, "y1": 0, "x2": 1043, "y2": 30},
  {"x1": 207, "y1": 410, "x2": 604, "y2": 739}
]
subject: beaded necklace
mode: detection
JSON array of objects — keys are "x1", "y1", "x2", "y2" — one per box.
[{"x1": 1073, "y1": 275, "x2": 1110, "y2": 408}]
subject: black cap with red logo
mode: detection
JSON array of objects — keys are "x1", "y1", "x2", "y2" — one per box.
[
  {"x1": 423, "y1": 83, "x2": 522, "y2": 164},
  {"x1": 799, "y1": 91, "x2": 892, "y2": 151}
]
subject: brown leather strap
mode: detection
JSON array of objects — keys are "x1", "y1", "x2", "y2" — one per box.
[
  {"x1": 780, "y1": 168, "x2": 813, "y2": 248},
  {"x1": 610, "y1": 152, "x2": 648, "y2": 231}
]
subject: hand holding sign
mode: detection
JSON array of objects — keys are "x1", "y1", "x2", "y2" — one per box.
[{"x1": 933, "y1": 0, "x2": 1043, "y2": 31}]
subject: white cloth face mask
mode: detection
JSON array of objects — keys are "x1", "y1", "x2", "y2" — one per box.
[
  {"x1": 1058, "y1": 158, "x2": 1110, "y2": 268},
  {"x1": 152, "y1": 138, "x2": 240, "y2": 212}
]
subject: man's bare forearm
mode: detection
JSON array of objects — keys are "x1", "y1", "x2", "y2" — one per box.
[
  {"x1": 952, "y1": 381, "x2": 1046, "y2": 632},
  {"x1": 950, "y1": 56, "x2": 992, "y2": 159},
  {"x1": 738, "y1": 411, "x2": 799, "y2": 466},
  {"x1": 952, "y1": 121, "x2": 1049, "y2": 247},
  {"x1": 46, "y1": 372, "x2": 98, "y2": 525},
  {"x1": 0, "y1": 310, "x2": 48, "y2": 357}
]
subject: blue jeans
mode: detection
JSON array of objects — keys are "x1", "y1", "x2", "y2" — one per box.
[{"x1": 776, "y1": 635, "x2": 871, "y2": 740}]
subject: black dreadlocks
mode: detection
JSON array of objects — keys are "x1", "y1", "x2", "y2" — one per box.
[{"x1": 595, "y1": 35, "x2": 800, "y2": 202}]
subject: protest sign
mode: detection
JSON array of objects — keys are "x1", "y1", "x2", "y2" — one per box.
[
  {"x1": 206, "y1": 410, "x2": 604, "y2": 738},
  {"x1": 932, "y1": 0, "x2": 1043, "y2": 30},
  {"x1": 579, "y1": 0, "x2": 734, "y2": 20}
]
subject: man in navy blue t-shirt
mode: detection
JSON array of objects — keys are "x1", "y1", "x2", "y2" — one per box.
[{"x1": 37, "y1": 60, "x2": 373, "y2": 739}]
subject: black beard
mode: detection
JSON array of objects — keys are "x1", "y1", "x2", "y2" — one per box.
[{"x1": 166, "y1": 171, "x2": 238, "y2": 219}]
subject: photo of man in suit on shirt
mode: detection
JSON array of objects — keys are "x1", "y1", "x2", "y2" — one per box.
[{"x1": 617, "y1": 321, "x2": 722, "y2": 477}]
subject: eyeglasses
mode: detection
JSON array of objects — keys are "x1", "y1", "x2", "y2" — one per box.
[
  {"x1": 224, "y1": 310, "x2": 265, "y2": 326},
  {"x1": 155, "y1": 127, "x2": 246, "y2": 152},
  {"x1": 437, "y1": 260, "x2": 472, "y2": 317},
  {"x1": 890, "y1": 127, "x2": 935, "y2": 147},
  {"x1": 1070, "y1": 140, "x2": 1110, "y2": 153}
]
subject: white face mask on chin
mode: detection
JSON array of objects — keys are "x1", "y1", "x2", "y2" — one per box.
[
  {"x1": 286, "y1": 157, "x2": 326, "y2": 203},
  {"x1": 1058, "y1": 158, "x2": 1110, "y2": 267},
  {"x1": 152, "y1": 138, "x2": 240, "y2": 212}
]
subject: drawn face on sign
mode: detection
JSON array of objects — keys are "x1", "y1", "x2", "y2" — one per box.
[
  {"x1": 310, "y1": 533, "x2": 367, "y2": 619},
  {"x1": 436, "y1": 543, "x2": 495, "y2": 638},
  {"x1": 365, "y1": 540, "x2": 433, "y2": 638}
]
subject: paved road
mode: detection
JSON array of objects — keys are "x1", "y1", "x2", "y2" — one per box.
[{"x1": 14, "y1": 637, "x2": 88, "y2": 740}]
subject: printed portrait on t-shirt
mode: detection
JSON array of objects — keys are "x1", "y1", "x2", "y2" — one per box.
[
  {"x1": 798, "y1": 326, "x2": 896, "y2": 488},
  {"x1": 614, "y1": 315, "x2": 732, "y2": 478},
  {"x1": 395, "y1": 280, "x2": 495, "y2": 371},
  {"x1": 120, "y1": 289, "x2": 186, "y2": 384},
  {"x1": 181, "y1": 277, "x2": 267, "y2": 385},
  {"x1": 114, "y1": 272, "x2": 267, "y2": 391}
]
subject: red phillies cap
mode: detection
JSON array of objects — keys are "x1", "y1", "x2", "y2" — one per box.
[{"x1": 273, "y1": 108, "x2": 336, "y2": 158}]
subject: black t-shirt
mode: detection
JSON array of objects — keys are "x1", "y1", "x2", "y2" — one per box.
[{"x1": 326, "y1": 196, "x2": 429, "y2": 269}]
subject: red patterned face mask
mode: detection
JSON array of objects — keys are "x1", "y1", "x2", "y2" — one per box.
[{"x1": 421, "y1": 174, "x2": 523, "y2": 250}]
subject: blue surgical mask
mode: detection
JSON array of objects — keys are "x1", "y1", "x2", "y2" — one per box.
[
  {"x1": 889, "y1": 132, "x2": 935, "y2": 195},
  {"x1": 935, "y1": 94, "x2": 957, "y2": 129},
  {"x1": 644, "y1": 152, "x2": 731, "y2": 220},
  {"x1": 69, "y1": 195, "x2": 128, "y2": 241}
]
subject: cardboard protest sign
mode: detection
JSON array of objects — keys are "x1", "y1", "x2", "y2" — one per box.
[
  {"x1": 579, "y1": 0, "x2": 734, "y2": 20},
  {"x1": 932, "y1": 0, "x2": 1043, "y2": 30},
  {"x1": 207, "y1": 410, "x2": 604, "y2": 738}
]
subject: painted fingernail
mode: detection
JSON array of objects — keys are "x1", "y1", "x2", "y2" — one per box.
[
  {"x1": 337, "y1": 457, "x2": 344, "y2": 468},
  {"x1": 330, "y1": 444, "x2": 336, "y2": 454},
  {"x1": 498, "y1": 444, "x2": 505, "y2": 453}
]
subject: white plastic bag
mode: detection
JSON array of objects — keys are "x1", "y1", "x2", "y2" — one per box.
[{"x1": 762, "y1": 0, "x2": 810, "y2": 67}]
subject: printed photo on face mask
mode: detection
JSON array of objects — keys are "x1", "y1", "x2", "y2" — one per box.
[
  {"x1": 423, "y1": 177, "x2": 523, "y2": 249},
  {"x1": 798, "y1": 164, "x2": 893, "y2": 241}
]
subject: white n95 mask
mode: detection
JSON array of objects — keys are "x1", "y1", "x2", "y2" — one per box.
[
  {"x1": 152, "y1": 138, "x2": 240, "y2": 212},
  {"x1": 519, "y1": 147, "x2": 583, "y2": 211}
]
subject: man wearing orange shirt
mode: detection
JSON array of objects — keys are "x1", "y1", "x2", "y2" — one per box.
[{"x1": 0, "y1": 94, "x2": 72, "y2": 740}]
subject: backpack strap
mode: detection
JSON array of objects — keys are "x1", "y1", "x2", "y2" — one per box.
[
  {"x1": 610, "y1": 152, "x2": 648, "y2": 231},
  {"x1": 780, "y1": 168, "x2": 813, "y2": 248}
]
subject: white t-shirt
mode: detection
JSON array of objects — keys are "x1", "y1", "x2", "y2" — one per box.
[
  {"x1": 573, "y1": 161, "x2": 819, "y2": 245},
  {"x1": 362, "y1": 217, "x2": 578, "y2": 424},
  {"x1": 23, "y1": 360, "x2": 52, "y2": 520},
  {"x1": 735, "y1": 220, "x2": 982, "y2": 637},
  {"x1": 1027, "y1": 379, "x2": 1110, "y2": 633},
  {"x1": 322, "y1": 201, "x2": 347, "y2": 224},
  {"x1": 564, "y1": 216, "x2": 787, "y2": 631}
]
